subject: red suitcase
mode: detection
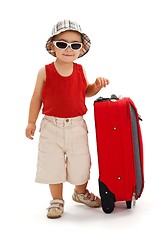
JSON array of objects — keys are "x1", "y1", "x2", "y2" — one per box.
[{"x1": 94, "y1": 94, "x2": 144, "y2": 213}]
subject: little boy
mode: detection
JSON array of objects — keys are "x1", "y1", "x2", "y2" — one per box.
[{"x1": 25, "y1": 20, "x2": 109, "y2": 218}]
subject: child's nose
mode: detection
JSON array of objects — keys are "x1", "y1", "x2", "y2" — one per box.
[{"x1": 66, "y1": 46, "x2": 72, "y2": 51}]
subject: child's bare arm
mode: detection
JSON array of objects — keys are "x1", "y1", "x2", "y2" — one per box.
[
  {"x1": 25, "y1": 67, "x2": 46, "y2": 140},
  {"x1": 82, "y1": 67, "x2": 110, "y2": 97},
  {"x1": 86, "y1": 77, "x2": 110, "y2": 97}
]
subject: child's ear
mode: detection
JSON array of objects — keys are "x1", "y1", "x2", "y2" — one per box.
[
  {"x1": 49, "y1": 42, "x2": 56, "y2": 54},
  {"x1": 50, "y1": 42, "x2": 55, "y2": 51}
]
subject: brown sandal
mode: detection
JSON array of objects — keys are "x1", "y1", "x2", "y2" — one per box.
[{"x1": 72, "y1": 189, "x2": 101, "y2": 208}]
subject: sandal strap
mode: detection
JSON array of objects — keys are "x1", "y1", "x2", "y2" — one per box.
[
  {"x1": 47, "y1": 199, "x2": 64, "y2": 210},
  {"x1": 50, "y1": 199, "x2": 64, "y2": 205},
  {"x1": 79, "y1": 190, "x2": 98, "y2": 201}
]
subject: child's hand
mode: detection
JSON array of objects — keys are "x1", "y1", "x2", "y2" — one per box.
[
  {"x1": 25, "y1": 123, "x2": 36, "y2": 140},
  {"x1": 86, "y1": 77, "x2": 110, "y2": 97},
  {"x1": 95, "y1": 77, "x2": 110, "y2": 88}
]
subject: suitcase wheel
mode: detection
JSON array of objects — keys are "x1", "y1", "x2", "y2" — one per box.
[
  {"x1": 126, "y1": 201, "x2": 132, "y2": 209},
  {"x1": 102, "y1": 199, "x2": 115, "y2": 214},
  {"x1": 99, "y1": 180, "x2": 116, "y2": 214}
]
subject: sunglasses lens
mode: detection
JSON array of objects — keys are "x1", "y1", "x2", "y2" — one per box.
[
  {"x1": 71, "y1": 43, "x2": 82, "y2": 50},
  {"x1": 56, "y1": 41, "x2": 68, "y2": 49}
]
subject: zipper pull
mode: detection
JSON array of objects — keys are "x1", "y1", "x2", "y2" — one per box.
[{"x1": 132, "y1": 193, "x2": 136, "y2": 207}]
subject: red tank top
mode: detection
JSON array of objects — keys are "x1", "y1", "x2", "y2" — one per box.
[{"x1": 42, "y1": 62, "x2": 87, "y2": 118}]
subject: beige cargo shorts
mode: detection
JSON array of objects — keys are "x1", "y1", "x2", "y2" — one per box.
[{"x1": 35, "y1": 115, "x2": 91, "y2": 185}]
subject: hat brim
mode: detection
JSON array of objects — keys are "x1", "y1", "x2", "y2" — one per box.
[{"x1": 46, "y1": 31, "x2": 91, "y2": 58}]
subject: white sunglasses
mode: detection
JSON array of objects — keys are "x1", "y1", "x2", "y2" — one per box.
[{"x1": 53, "y1": 41, "x2": 83, "y2": 50}]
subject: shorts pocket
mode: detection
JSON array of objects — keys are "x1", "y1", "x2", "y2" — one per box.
[
  {"x1": 39, "y1": 118, "x2": 51, "y2": 132},
  {"x1": 72, "y1": 120, "x2": 90, "y2": 154}
]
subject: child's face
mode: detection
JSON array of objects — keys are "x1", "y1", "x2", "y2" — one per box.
[{"x1": 51, "y1": 30, "x2": 83, "y2": 62}]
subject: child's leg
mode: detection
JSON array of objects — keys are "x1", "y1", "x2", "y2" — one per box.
[
  {"x1": 47, "y1": 183, "x2": 64, "y2": 219},
  {"x1": 49, "y1": 183, "x2": 63, "y2": 199},
  {"x1": 75, "y1": 182, "x2": 87, "y2": 193}
]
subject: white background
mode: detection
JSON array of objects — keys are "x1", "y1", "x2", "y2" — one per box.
[{"x1": 0, "y1": 0, "x2": 167, "y2": 239}]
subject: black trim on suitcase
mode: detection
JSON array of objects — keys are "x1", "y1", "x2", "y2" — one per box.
[{"x1": 99, "y1": 180, "x2": 116, "y2": 213}]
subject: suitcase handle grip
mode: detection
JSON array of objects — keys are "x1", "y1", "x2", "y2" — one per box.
[
  {"x1": 109, "y1": 94, "x2": 119, "y2": 102},
  {"x1": 110, "y1": 94, "x2": 118, "y2": 100},
  {"x1": 94, "y1": 94, "x2": 123, "y2": 103},
  {"x1": 110, "y1": 94, "x2": 124, "y2": 101}
]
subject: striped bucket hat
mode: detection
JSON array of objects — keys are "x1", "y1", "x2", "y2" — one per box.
[{"x1": 46, "y1": 20, "x2": 91, "y2": 58}]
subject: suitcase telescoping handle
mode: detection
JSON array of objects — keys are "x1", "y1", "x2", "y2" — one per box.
[
  {"x1": 95, "y1": 94, "x2": 121, "y2": 103},
  {"x1": 110, "y1": 94, "x2": 119, "y2": 102},
  {"x1": 110, "y1": 94, "x2": 118, "y2": 100}
]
